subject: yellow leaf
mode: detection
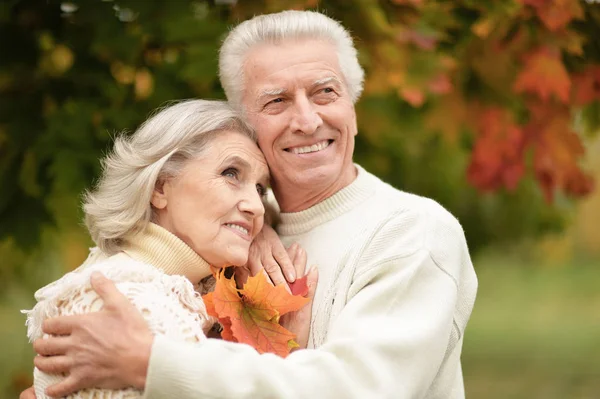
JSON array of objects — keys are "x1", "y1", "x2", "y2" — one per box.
[{"x1": 135, "y1": 69, "x2": 154, "y2": 100}]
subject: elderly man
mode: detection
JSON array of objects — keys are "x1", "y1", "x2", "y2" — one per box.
[{"x1": 26, "y1": 10, "x2": 477, "y2": 399}]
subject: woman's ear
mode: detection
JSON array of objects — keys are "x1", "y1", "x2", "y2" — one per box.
[{"x1": 151, "y1": 180, "x2": 168, "y2": 210}]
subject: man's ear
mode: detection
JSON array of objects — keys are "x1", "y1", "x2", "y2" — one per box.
[{"x1": 151, "y1": 180, "x2": 168, "y2": 210}]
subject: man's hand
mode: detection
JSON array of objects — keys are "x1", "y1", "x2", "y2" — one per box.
[
  {"x1": 280, "y1": 244, "x2": 318, "y2": 349},
  {"x1": 19, "y1": 387, "x2": 35, "y2": 399},
  {"x1": 247, "y1": 224, "x2": 296, "y2": 286},
  {"x1": 32, "y1": 272, "x2": 153, "y2": 397}
]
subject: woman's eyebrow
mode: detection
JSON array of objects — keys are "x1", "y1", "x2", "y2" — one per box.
[{"x1": 220, "y1": 155, "x2": 250, "y2": 169}]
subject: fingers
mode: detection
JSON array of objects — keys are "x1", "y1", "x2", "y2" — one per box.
[
  {"x1": 246, "y1": 241, "x2": 264, "y2": 277},
  {"x1": 285, "y1": 242, "x2": 299, "y2": 260},
  {"x1": 263, "y1": 262, "x2": 290, "y2": 293},
  {"x1": 292, "y1": 244, "x2": 307, "y2": 278},
  {"x1": 19, "y1": 386, "x2": 35, "y2": 399},
  {"x1": 90, "y1": 272, "x2": 131, "y2": 310},
  {"x1": 45, "y1": 374, "x2": 83, "y2": 398},
  {"x1": 306, "y1": 266, "x2": 319, "y2": 299},
  {"x1": 42, "y1": 315, "x2": 78, "y2": 336},
  {"x1": 33, "y1": 335, "x2": 71, "y2": 356},
  {"x1": 271, "y1": 241, "x2": 296, "y2": 282},
  {"x1": 34, "y1": 355, "x2": 71, "y2": 374}
]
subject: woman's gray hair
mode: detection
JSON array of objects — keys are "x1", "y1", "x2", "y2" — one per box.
[
  {"x1": 83, "y1": 99, "x2": 255, "y2": 254},
  {"x1": 219, "y1": 10, "x2": 365, "y2": 110}
]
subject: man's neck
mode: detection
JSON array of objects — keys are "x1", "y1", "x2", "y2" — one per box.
[{"x1": 273, "y1": 166, "x2": 358, "y2": 213}]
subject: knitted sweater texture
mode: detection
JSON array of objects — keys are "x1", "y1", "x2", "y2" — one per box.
[
  {"x1": 23, "y1": 223, "x2": 215, "y2": 399},
  {"x1": 145, "y1": 164, "x2": 478, "y2": 399}
]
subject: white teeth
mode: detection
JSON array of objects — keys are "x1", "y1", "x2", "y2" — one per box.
[
  {"x1": 226, "y1": 224, "x2": 249, "y2": 235},
  {"x1": 290, "y1": 140, "x2": 330, "y2": 154}
]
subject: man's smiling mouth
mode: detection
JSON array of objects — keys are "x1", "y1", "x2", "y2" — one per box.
[{"x1": 286, "y1": 139, "x2": 333, "y2": 154}]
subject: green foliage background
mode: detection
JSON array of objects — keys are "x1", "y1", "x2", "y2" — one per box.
[
  {"x1": 1, "y1": 0, "x2": 599, "y2": 397},
  {"x1": 5, "y1": 0, "x2": 598, "y2": 261}
]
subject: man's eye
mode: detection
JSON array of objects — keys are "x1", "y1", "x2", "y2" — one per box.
[
  {"x1": 267, "y1": 98, "x2": 284, "y2": 106},
  {"x1": 322, "y1": 87, "x2": 334, "y2": 93},
  {"x1": 222, "y1": 168, "x2": 238, "y2": 178}
]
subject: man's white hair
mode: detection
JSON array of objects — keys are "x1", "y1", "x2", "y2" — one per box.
[
  {"x1": 83, "y1": 99, "x2": 255, "y2": 254},
  {"x1": 219, "y1": 10, "x2": 365, "y2": 110}
]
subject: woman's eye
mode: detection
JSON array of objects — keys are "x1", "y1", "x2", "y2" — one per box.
[
  {"x1": 256, "y1": 184, "x2": 267, "y2": 197},
  {"x1": 222, "y1": 168, "x2": 238, "y2": 179}
]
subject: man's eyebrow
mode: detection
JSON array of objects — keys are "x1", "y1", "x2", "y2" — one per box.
[
  {"x1": 257, "y1": 88, "x2": 287, "y2": 102},
  {"x1": 312, "y1": 76, "x2": 342, "y2": 87}
]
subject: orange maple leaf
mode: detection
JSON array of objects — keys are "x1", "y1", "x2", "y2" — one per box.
[
  {"x1": 519, "y1": 0, "x2": 583, "y2": 32},
  {"x1": 513, "y1": 47, "x2": 571, "y2": 103},
  {"x1": 571, "y1": 65, "x2": 600, "y2": 106},
  {"x1": 399, "y1": 86, "x2": 425, "y2": 107},
  {"x1": 202, "y1": 268, "x2": 309, "y2": 357},
  {"x1": 524, "y1": 102, "x2": 593, "y2": 202},
  {"x1": 467, "y1": 107, "x2": 527, "y2": 192}
]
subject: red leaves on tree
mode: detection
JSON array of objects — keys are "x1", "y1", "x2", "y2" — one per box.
[
  {"x1": 571, "y1": 66, "x2": 600, "y2": 106},
  {"x1": 519, "y1": 0, "x2": 584, "y2": 32},
  {"x1": 467, "y1": 108, "x2": 527, "y2": 192},
  {"x1": 468, "y1": 103, "x2": 593, "y2": 201},
  {"x1": 514, "y1": 47, "x2": 571, "y2": 103},
  {"x1": 202, "y1": 268, "x2": 309, "y2": 358},
  {"x1": 525, "y1": 102, "x2": 594, "y2": 202}
]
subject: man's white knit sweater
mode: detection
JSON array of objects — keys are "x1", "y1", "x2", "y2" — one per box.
[{"x1": 146, "y1": 164, "x2": 478, "y2": 399}]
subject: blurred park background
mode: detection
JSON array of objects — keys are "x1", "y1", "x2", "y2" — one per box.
[{"x1": 1, "y1": 0, "x2": 599, "y2": 397}]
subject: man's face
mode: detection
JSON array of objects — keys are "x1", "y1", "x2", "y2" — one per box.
[{"x1": 241, "y1": 39, "x2": 357, "y2": 210}]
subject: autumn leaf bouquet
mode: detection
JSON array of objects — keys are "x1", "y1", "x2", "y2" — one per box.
[{"x1": 202, "y1": 268, "x2": 310, "y2": 358}]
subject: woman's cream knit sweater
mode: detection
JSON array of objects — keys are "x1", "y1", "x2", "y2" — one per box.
[{"x1": 23, "y1": 223, "x2": 216, "y2": 399}]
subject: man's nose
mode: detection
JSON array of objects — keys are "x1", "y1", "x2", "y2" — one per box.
[{"x1": 289, "y1": 96, "x2": 323, "y2": 135}]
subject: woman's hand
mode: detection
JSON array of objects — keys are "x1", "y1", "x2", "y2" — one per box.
[
  {"x1": 280, "y1": 243, "x2": 318, "y2": 349},
  {"x1": 246, "y1": 224, "x2": 296, "y2": 287},
  {"x1": 32, "y1": 272, "x2": 153, "y2": 397}
]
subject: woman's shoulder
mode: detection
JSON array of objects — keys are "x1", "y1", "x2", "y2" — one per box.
[
  {"x1": 22, "y1": 254, "x2": 178, "y2": 341},
  {"x1": 32, "y1": 252, "x2": 156, "y2": 302}
]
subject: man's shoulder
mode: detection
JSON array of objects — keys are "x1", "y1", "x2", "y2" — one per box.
[
  {"x1": 363, "y1": 170, "x2": 462, "y2": 233},
  {"x1": 356, "y1": 169, "x2": 466, "y2": 257}
]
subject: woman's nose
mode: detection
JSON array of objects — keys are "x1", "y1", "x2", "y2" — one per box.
[{"x1": 239, "y1": 187, "x2": 266, "y2": 218}]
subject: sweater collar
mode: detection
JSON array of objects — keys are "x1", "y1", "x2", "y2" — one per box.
[
  {"x1": 122, "y1": 222, "x2": 212, "y2": 284},
  {"x1": 277, "y1": 164, "x2": 377, "y2": 236}
]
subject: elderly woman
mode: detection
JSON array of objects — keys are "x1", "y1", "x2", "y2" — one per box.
[{"x1": 23, "y1": 99, "x2": 315, "y2": 399}]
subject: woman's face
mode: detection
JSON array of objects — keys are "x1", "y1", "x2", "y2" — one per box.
[{"x1": 152, "y1": 130, "x2": 269, "y2": 268}]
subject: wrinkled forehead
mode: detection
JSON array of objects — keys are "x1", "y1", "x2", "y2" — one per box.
[
  {"x1": 209, "y1": 131, "x2": 269, "y2": 180},
  {"x1": 241, "y1": 39, "x2": 344, "y2": 98}
]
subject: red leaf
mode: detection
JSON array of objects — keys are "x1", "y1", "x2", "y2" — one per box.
[
  {"x1": 288, "y1": 275, "x2": 309, "y2": 297},
  {"x1": 400, "y1": 87, "x2": 425, "y2": 107},
  {"x1": 467, "y1": 107, "x2": 527, "y2": 192},
  {"x1": 519, "y1": 0, "x2": 584, "y2": 32},
  {"x1": 428, "y1": 74, "x2": 453, "y2": 95},
  {"x1": 513, "y1": 47, "x2": 571, "y2": 103},
  {"x1": 571, "y1": 65, "x2": 600, "y2": 106},
  {"x1": 525, "y1": 102, "x2": 593, "y2": 201}
]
